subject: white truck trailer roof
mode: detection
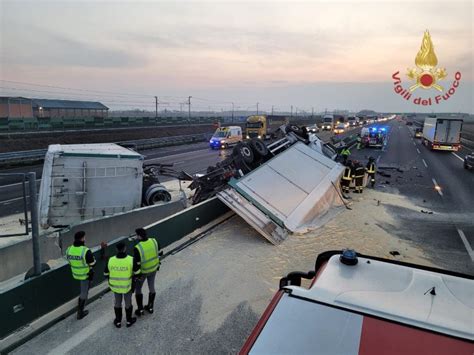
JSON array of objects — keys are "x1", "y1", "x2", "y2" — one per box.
[{"x1": 39, "y1": 144, "x2": 144, "y2": 229}]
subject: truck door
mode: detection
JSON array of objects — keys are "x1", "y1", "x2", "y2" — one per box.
[
  {"x1": 446, "y1": 120, "x2": 462, "y2": 144},
  {"x1": 434, "y1": 119, "x2": 449, "y2": 142}
]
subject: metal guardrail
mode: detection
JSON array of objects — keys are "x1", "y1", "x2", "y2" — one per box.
[
  {"x1": 461, "y1": 138, "x2": 474, "y2": 149},
  {"x1": 0, "y1": 133, "x2": 212, "y2": 167}
]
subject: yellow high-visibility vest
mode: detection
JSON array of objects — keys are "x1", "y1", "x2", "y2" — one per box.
[
  {"x1": 367, "y1": 163, "x2": 376, "y2": 173},
  {"x1": 135, "y1": 239, "x2": 160, "y2": 274},
  {"x1": 108, "y1": 256, "x2": 133, "y2": 294},
  {"x1": 66, "y1": 245, "x2": 90, "y2": 281},
  {"x1": 342, "y1": 167, "x2": 352, "y2": 181}
]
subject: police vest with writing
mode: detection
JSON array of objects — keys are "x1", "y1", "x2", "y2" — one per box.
[
  {"x1": 108, "y1": 256, "x2": 133, "y2": 294},
  {"x1": 66, "y1": 245, "x2": 90, "y2": 281},
  {"x1": 135, "y1": 239, "x2": 160, "y2": 274},
  {"x1": 367, "y1": 163, "x2": 376, "y2": 174}
]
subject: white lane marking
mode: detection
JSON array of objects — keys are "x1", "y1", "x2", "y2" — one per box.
[
  {"x1": 422, "y1": 159, "x2": 428, "y2": 168},
  {"x1": 451, "y1": 152, "x2": 464, "y2": 162},
  {"x1": 145, "y1": 148, "x2": 210, "y2": 163},
  {"x1": 416, "y1": 148, "x2": 421, "y2": 154},
  {"x1": 457, "y1": 229, "x2": 474, "y2": 262},
  {"x1": 0, "y1": 179, "x2": 41, "y2": 190},
  {"x1": 431, "y1": 178, "x2": 443, "y2": 196},
  {"x1": 376, "y1": 156, "x2": 381, "y2": 164},
  {"x1": 0, "y1": 196, "x2": 26, "y2": 204},
  {"x1": 413, "y1": 141, "x2": 416, "y2": 146}
]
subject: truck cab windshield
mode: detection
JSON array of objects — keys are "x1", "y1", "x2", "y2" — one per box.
[{"x1": 246, "y1": 122, "x2": 263, "y2": 128}]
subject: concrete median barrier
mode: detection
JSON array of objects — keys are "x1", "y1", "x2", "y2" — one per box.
[{"x1": 0, "y1": 197, "x2": 229, "y2": 348}]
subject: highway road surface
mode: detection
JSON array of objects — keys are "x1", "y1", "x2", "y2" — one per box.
[{"x1": 348, "y1": 119, "x2": 473, "y2": 275}]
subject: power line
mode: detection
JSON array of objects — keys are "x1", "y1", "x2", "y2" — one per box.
[{"x1": 0, "y1": 79, "x2": 153, "y2": 98}]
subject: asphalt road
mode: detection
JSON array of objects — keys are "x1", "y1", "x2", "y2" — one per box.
[{"x1": 348, "y1": 119, "x2": 473, "y2": 275}]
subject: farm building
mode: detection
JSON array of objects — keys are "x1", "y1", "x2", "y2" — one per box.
[{"x1": 0, "y1": 97, "x2": 109, "y2": 119}]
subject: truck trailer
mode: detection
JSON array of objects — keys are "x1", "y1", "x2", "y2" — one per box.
[
  {"x1": 38, "y1": 143, "x2": 183, "y2": 229},
  {"x1": 422, "y1": 117, "x2": 463, "y2": 151}
]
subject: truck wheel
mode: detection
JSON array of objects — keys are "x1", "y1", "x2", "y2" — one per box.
[
  {"x1": 464, "y1": 162, "x2": 468, "y2": 170},
  {"x1": 145, "y1": 184, "x2": 172, "y2": 205},
  {"x1": 233, "y1": 142, "x2": 254, "y2": 164},
  {"x1": 250, "y1": 138, "x2": 268, "y2": 157}
]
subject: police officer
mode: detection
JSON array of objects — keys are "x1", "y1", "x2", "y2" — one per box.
[
  {"x1": 104, "y1": 242, "x2": 140, "y2": 328},
  {"x1": 366, "y1": 156, "x2": 377, "y2": 188},
  {"x1": 133, "y1": 228, "x2": 160, "y2": 316},
  {"x1": 352, "y1": 160, "x2": 366, "y2": 193},
  {"x1": 65, "y1": 231, "x2": 96, "y2": 320},
  {"x1": 340, "y1": 160, "x2": 352, "y2": 194},
  {"x1": 340, "y1": 147, "x2": 351, "y2": 165}
]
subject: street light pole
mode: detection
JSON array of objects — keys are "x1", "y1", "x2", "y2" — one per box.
[
  {"x1": 291, "y1": 105, "x2": 293, "y2": 117},
  {"x1": 256, "y1": 102, "x2": 259, "y2": 115},
  {"x1": 231, "y1": 102, "x2": 234, "y2": 123},
  {"x1": 271, "y1": 105, "x2": 274, "y2": 115},
  {"x1": 154, "y1": 96, "x2": 158, "y2": 118}
]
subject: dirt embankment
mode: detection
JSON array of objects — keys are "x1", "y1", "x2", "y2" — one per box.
[{"x1": 0, "y1": 125, "x2": 215, "y2": 153}]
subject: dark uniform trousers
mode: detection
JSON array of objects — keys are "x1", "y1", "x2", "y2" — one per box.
[
  {"x1": 341, "y1": 167, "x2": 352, "y2": 193},
  {"x1": 353, "y1": 167, "x2": 365, "y2": 193}
]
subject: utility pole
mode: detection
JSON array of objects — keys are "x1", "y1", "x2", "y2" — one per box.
[
  {"x1": 180, "y1": 103, "x2": 184, "y2": 115},
  {"x1": 231, "y1": 102, "x2": 234, "y2": 123},
  {"x1": 312, "y1": 107, "x2": 314, "y2": 119},
  {"x1": 291, "y1": 105, "x2": 293, "y2": 117},
  {"x1": 256, "y1": 102, "x2": 259, "y2": 115},
  {"x1": 295, "y1": 107, "x2": 298, "y2": 117},
  {"x1": 188, "y1": 96, "x2": 192, "y2": 122},
  {"x1": 271, "y1": 105, "x2": 274, "y2": 115},
  {"x1": 154, "y1": 96, "x2": 158, "y2": 118}
]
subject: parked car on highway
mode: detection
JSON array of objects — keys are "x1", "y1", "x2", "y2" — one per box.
[
  {"x1": 361, "y1": 126, "x2": 386, "y2": 148},
  {"x1": 464, "y1": 152, "x2": 474, "y2": 170},
  {"x1": 414, "y1": 127, "x2": 423, "y2": 138},
  {"x1": 306, "y1": 124, "x2": 320, "y2": 133},
  {"x1": 333, "y1": 123, "x2": 345, "y2": 134}
]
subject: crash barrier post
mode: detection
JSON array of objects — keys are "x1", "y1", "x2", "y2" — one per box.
[{"x1": 0, "y1": 197, "x2": 229, "y2": 342}]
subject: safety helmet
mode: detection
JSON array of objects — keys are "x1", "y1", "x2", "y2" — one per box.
[{"x1": 369, "y1": 156, "x2": 375, "y2": 162}]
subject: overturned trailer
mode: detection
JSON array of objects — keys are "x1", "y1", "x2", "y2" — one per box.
[
  {"x1": 189, "y1": 125, "x2": 346, "y2": 244},
  {"x1": 38, "y1": 144, "x2": 188, "y2": 229}
]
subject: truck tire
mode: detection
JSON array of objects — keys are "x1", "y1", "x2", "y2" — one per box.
[
  {"x1": 233, "y1": 142, "x2": 254, "y2": 164},
  {"x1": 250, "y1": 138, "x2": 268, "y2": 157},
  {"x1": 145, "y1": 184, "x2": 172, "y2": 205}
]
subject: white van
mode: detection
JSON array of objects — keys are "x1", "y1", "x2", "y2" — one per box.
[{"x1": 209, "y1": 126, "x2": 243, "y2": 149}]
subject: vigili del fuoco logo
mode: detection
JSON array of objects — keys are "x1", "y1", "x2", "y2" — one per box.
[{"x1": 392, "y1": 30, "x2": 461, "y2": 106}]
